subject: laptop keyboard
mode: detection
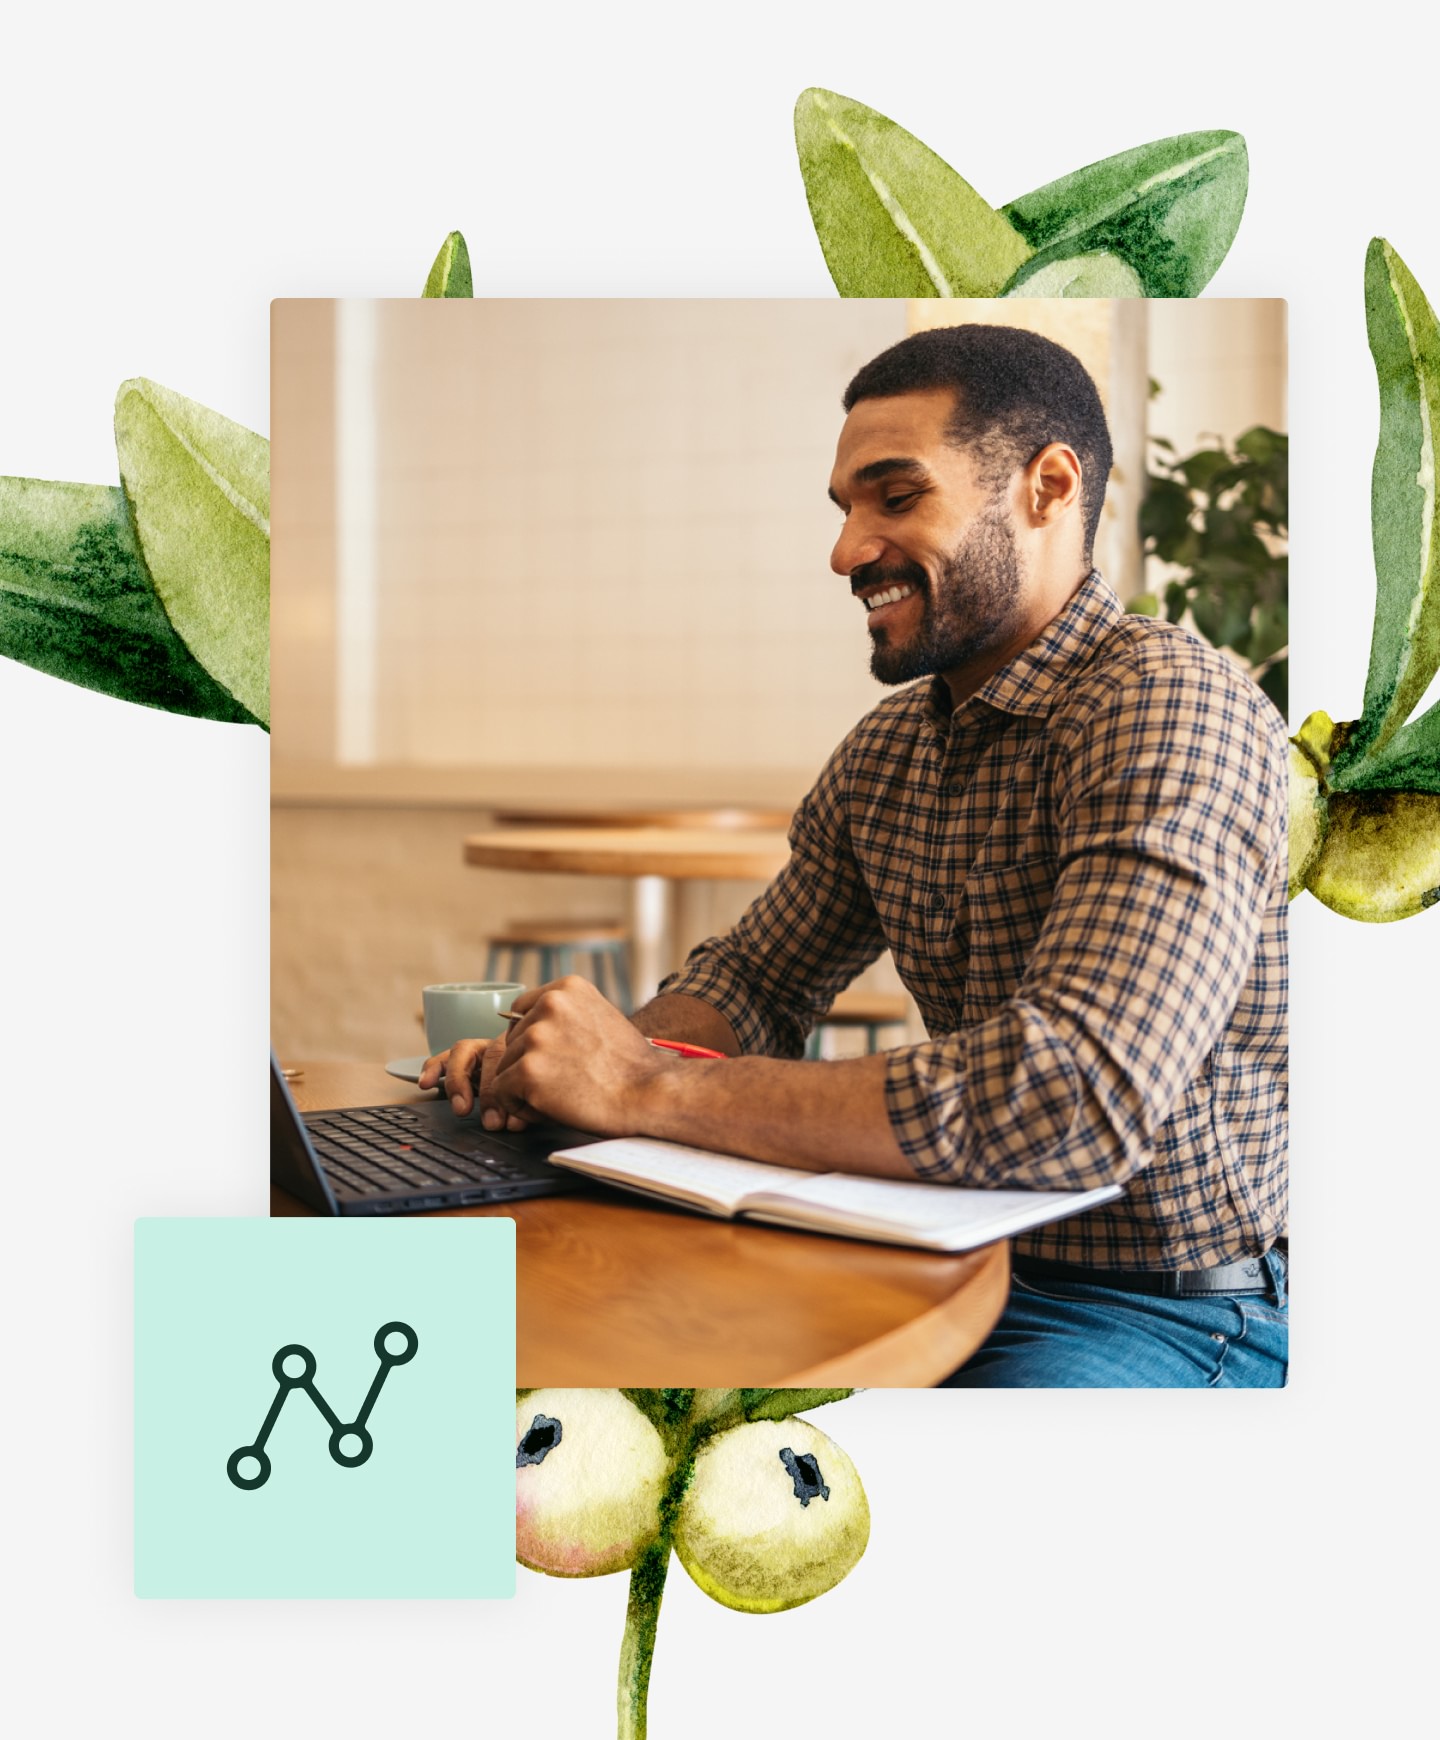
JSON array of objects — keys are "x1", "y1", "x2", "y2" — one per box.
[{"x1": 306, "y1": 1105, "x2": 540, "y2": 1200}]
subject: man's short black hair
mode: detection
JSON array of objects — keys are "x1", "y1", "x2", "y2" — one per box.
[{"x1": 842, "y1": 324, "x2": 1114, "y2": 561}]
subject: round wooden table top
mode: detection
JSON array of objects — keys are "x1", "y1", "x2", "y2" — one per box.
[
  {"x1": 274, "y1": 1062, "x2": 1011, "y2": 1386},
  {"x1": 463, "y1": 825, "x2": 792, "y2": 881},
  {"x1": 490, "y1": 804, "x2": 793, "y2": 831}
]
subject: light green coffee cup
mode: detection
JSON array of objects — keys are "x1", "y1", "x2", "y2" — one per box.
[{"x1": 423, "y1": 982, "x2": 524, "y2": 1056}]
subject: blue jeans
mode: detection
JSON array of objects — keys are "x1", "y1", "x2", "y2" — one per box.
[{"x1": 942, "y1": 1248, "x2": 1288, "y2": 1388}]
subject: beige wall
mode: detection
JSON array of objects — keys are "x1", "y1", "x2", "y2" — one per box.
[
  {"x1": 273, "y1": 298, "x2": 911, "y2": 774},
  {"x1": 1147, "y1": 299, "x2": 1287, "y2": 456},
  {"x1": 271, "y1": 299, "x2": 338, "y2": 759}
]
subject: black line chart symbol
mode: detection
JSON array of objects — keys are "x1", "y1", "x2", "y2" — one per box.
[{"x1": 226, "y1": 1322, "x2": 418, "y2": 1490}]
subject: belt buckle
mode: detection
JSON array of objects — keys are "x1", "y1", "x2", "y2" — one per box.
[{"x1": 1175, "y1": 1257, "x2": 1266, "y2": 1298}]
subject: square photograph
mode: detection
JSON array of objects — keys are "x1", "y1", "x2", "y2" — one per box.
[{"x1": 270, "y1": 296, "x2": 1288, "y2": 1388}]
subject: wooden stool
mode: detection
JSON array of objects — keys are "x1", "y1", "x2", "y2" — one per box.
[
  {"x1": 484, "y1": 920, "x2": 633, "y2": 1014},
  {"x1": 806, "y1": 990, "x2": 911, "y2": 1058}
]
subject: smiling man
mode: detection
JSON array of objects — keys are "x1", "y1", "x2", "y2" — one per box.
[{"x1": 421, "y1": 323, "x2": 1289, "y2": 1389}]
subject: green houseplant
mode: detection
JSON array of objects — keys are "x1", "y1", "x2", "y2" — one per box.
[{"x1": 1129, "y1": 422, "x2": 1289, "y2": 718}]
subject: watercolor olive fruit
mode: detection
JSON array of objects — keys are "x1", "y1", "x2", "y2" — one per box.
[
  {"x1": 1306, "y1": 790, "x2": 1440, "y2": 921},
  {"x1": 1288, "y1": 738, "x2": 1328, "y2": 898},
  {"x1": 673, "y1": 1418, "x2": 870, "y2": 1614},
  {"x1": 1289, "y1": 710, "x2": 1440, "y2": 921},
  {"x1": 515, "y1": 1389, "x2": 668, "y2": 1577}
]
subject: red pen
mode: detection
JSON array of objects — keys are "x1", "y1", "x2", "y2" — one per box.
[
  {"x1": 643, "y1": 1037, "x2": 727, "y2": 1059},
  {"x1": 502, "y1": 1010, "x2": 725, "y2": 1059}
]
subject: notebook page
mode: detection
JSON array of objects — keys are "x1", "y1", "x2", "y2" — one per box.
[
  {"x1": 551, "y1": 1139, "x2": 814, "y2": 1215},
  {"x1": 749, "y1": 1172, "x2": 1119, "y2": 1237}
]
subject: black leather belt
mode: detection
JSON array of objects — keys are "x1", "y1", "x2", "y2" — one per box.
[{"x1": 1013, "y1": 1254, "x2": 1276, "y2": 1298}]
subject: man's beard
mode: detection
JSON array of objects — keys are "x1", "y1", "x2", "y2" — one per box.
[{"x1": 860, "y1": 501, "x2": 1026, "y2": 687}]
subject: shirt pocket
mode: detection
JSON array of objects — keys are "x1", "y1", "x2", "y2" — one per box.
[{"x1": 957, "y1": 855, "x2": 1058, "y2": 1022}]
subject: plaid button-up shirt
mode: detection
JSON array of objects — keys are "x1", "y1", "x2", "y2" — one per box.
[{"x1": 659, "y1": 573, "x2": 1288, "y2": 1269}]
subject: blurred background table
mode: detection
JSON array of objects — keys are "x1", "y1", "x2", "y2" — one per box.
[
  {"x1": 273, "y1": 1061, "x2": 1011, "y2": 1386},
  {"x1": 463, "y1": 823, "x2": 791, "y2": 1002}
]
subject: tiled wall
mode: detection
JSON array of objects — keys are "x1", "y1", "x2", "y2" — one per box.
[
  {"x1": 1148, "y1": 299, "x2": 1287, "y2": 455},
  {"x1": 275, "y1": 299, "x2": 914, "y2": 770}
]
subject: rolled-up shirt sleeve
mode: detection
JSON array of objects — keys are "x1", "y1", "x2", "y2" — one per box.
[
  {"x1": 885, "y1": 642, "x2": 1287, "y2": 1190},
  {"x1": 657, "y1": 738, "x2": 888, "y2": 1056}
]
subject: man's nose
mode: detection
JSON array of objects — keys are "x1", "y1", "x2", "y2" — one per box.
[{"x1": 830, "y1": 518, "x2": 888, "y2": 579}]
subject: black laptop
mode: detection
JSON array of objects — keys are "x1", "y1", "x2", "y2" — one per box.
[{"x1": 270, "y1": 1054, "x2": 601, "y2": 1216}]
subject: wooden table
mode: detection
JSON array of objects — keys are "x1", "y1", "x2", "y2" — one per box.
[
  {"x1": 490, "y1": 804, "x2": 792, "y2": 831},
  {"x1": 462, "y1": 825, "x2": 792, "y2": 1003},
  {"x1": 274, "y1": 1062, "x2": 1011, "y2": 1387}
]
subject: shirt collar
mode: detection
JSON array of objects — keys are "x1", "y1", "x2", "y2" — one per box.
[{"x1": 922, "y1": 570, "x2": 1123, "y2": 730}]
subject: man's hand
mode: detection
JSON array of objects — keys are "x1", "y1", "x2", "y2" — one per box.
[
  {"x1": 493, "y1": 975, "x2": 670, "y2": 1135},
  {"x1": 417, "y1": 1030, "x2": 536, "y2": 1129}
]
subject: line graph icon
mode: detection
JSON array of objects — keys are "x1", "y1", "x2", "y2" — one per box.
[{"x1": 227, "y1": 1321, "x2": 418, "y2": 1490}]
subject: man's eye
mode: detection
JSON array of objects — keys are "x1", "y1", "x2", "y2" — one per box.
[{"x1": 884, "y1": 494, "x2": 917, "y2": 512}]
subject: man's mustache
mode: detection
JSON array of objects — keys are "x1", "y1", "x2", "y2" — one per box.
[{"x1": 849, "y1": 559, "x2": 928, "y2": 598}]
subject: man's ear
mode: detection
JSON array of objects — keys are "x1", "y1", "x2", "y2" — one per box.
[{"x1": 1023, "y1": 443, "x2": 1083, "y2": 526}]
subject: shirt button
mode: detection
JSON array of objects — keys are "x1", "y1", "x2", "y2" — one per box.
[{"x1": 930, "y1": 891, "x2": 947, "y2": 912}]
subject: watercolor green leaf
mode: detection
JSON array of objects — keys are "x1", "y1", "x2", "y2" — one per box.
[
  {"x1": 0, "y1": 476, "x2": 260, "y2": 724},
  {"x1": 114, "y1": 378, "x2": 271, "y2": 729},
  {"x1": 1335, "y1": 698, "x2": 1440, "y2": 796},
  {"x1": 423, "y1": 230, "x2": 473, "y2": 298},
  {"x1": 794, "y1": 87, "x2": 1033, "y2": 297},
  {"x1": 1333, "y1": 239, "x2": 1440, "y2": 770},
  {"x1": 1000, "y1": 130, "x2": 1248, "y2": 298},
  {"x1": 1003, "y1": 251, "x2": 1144, "y2": 298},
  {"x1": 739, "y1": 1387, "x2": 855, "y2": 1422}
]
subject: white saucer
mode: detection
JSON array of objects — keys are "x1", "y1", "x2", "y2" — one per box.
[{"x1": 384, "y1": 1056, "x2": 432, "y2": 1084}]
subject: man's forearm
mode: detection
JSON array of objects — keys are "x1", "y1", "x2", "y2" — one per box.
[
  {"x1": 630, "y1": 1050, "x2": 914, "y2": 1178},
  {"x1": 630, "y1": 993, "x2": 742, "y2": 1056}
]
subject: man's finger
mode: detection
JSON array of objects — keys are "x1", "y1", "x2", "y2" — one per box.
[
  {"x1": 479, "y1": 1029, "x2": 539, "y2": 1131},
  {"x1": 417, "y1": 1047, "x2": 451, "y2": 1089},
  {"x1": 442, "y1": 1037, "x2": 488, "y2": 1114}
]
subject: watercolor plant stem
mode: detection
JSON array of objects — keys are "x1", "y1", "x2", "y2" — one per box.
[{"x1": 618, "y1": 1524, "x2": 674, "y2": 1740}]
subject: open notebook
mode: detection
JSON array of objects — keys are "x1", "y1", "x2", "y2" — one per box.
[{"x1": 549, "y1": 1138, "x2": 1122, "y2": 1253}]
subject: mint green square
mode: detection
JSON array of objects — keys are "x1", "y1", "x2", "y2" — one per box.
[{"x1": 135, "y1": 1218, "x2": 515, "y2": 1597}]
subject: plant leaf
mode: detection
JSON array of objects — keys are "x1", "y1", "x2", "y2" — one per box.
[
  {"x1": 1002, "y1": 250, "x2": 1143, "y2": 299},
  {"x1": 1332, "y1": 695, "x2": 1440, "y2": 795},
  {"x1": 423, "y1": 230, "x2": 473, "y2": 298},
  {"x1": 740, "y1": 1388, "x2": 855, "y2": 1423},
  {"x1": 113, "y1": 378, "x2": 270, "y2": 728},
  {"x1": 1000, "y1": 130, "x2": 1248, "y2": 298},
  {"x1": 0, "y1": 475, "x2": 259, "y2": 724},
  {"x1": 1259, "y1": 659, "x2": 1288, "y2": 721},
  {"x1": 793, "y1": 88, "x2": 1032, "y2": 297},
  {"x1": 1339, "y1": 239, "x2": 1440, "y2": 768}
]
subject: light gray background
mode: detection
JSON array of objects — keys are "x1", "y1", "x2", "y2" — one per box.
[{"x1": 1, "y1": 3, "x2": 1431, "y2": 1734}]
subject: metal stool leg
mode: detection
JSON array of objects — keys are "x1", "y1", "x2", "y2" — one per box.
[
  {"x1": 612, "y1": 945, "x2": 633, "y2": 1016},
  {"x1": 588, "y1": 946, "x2": 608, "y2": 1005},
  {"x1": 485, "y1": 942, "x2": 503, "y2": 980}
]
